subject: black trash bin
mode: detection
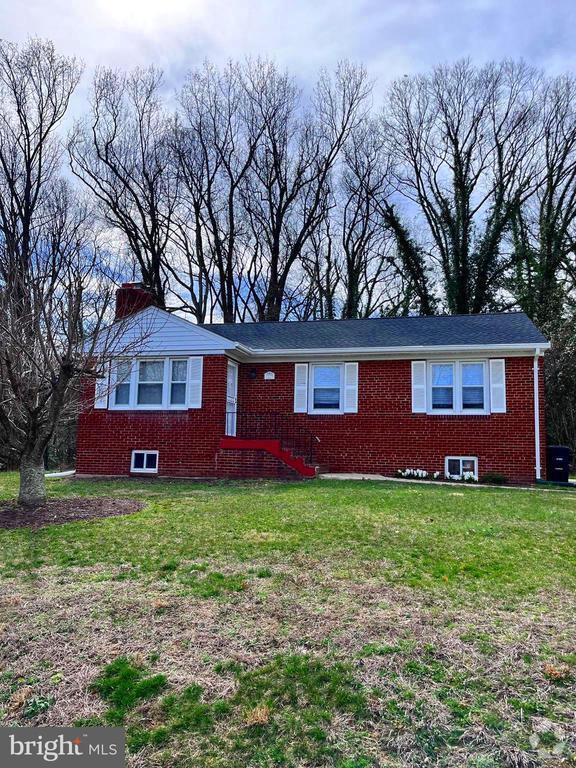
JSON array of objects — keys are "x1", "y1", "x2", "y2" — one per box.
[{"x1": 546, "y1": 445, "x2": 572, "y2": 483}]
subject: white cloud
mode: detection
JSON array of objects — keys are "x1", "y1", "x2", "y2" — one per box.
[{"x1": 2, "y1": 0, "x2": 575, "y2": 102}]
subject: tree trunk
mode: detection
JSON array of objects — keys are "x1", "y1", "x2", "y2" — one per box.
[
  {"x1": 382, "y1": 204, "x2": 436, "y2": 316},
  {"x1": 262, "y1": 299, "x2": 282, "y2": 322},
  {"x1": 18, "y1": 453, "x2": 47, "y2": 507}
]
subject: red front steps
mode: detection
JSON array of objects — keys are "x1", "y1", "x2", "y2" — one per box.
[{"x1": 219, "y1": 437, "x2": 317, "y2": 478}]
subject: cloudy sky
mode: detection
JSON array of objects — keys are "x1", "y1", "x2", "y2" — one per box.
[{"x1": 3, "y1": 0, "x2": 575, "y2": 99}]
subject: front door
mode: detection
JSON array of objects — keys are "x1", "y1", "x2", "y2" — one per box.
[{"x1": 225, "y1": 360, "x2": 238, "y2": 436}]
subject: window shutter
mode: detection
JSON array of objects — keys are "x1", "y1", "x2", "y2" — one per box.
[
  {"x1": 343, "y1": 362, "x2": 358, "y2": 413},
  {"x1": 94, "y1": 364, "x2": 109, "y2": 409},
  {"x1": 489, "y1": 359, "x2": 506, "y2": 413},
  {"x1": 411, "y1": 361, "x2": 427, "y2": 413},
  {"x1": 188, "y1": 356, "x2": 203, "y2": 409},
  {"x1": 294, "y1": 363, "x2": 308, "y2": 413}
]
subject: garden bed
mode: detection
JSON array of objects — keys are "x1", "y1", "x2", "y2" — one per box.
[{"x1": 0, "y1": 497, "x2": 143, "y2": 529}]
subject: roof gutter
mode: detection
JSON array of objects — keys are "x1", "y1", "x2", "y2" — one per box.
[{"x1": 230, "y1": 341, "x2": 551, "y2": 361}]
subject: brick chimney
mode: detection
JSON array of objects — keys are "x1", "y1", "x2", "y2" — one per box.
[{"x1": 115, "y1": 282, "x2": 158, "y2": 320}]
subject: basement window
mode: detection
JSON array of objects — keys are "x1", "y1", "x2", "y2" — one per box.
[
  {"x1": 131, "y1": 450, "x2": 159, "y2": 474},
  {"x1": 445, "y1": 456, "x2": 478, "y2": 481}
]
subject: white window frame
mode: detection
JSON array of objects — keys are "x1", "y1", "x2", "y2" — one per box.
[
  {"x1": 460, "y1": 361, "x2": 488, "y2": 413},
  {"x1": 131, "y1": 449, "x2": 159, "y2": 474},
  {"x1": 108, "y1": 358, "x2": 191, "y2": 411},
  {"x1": 429, "y1": 361, "x2": 456, "y2": 414},
  {"x1": 308, "y1": 363, "x2": 344, "y2": 415},
  {"x1": 427, "y1": 360, "x2": 488, "y2": 415},
  {"x1": 168, "y1": 358, "x2": 189, "y2": 408},
  {"x1": 136, "y1": 358, "x2": 166, "y2": 409},
  {"x1": 111, "y1": 358, "x2": 132, "y2": 407},
  {"x1": 444, "y1": 456, "x2": 478, "y2": 480}
]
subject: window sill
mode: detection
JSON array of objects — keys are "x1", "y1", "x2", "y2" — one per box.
[
  {"x1": 426, "y1": 410, "x2": 490, "y2": 416},
  {"x1": 107, "y1": 405, "x2": 191, "y2": 412}
]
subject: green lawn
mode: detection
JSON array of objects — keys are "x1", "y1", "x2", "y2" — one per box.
[
  {"x1": 0, "y1": 474, "x2": 575, "y2": 766},
  {"x1": 1, "y1": 473, "x2": 575, "y2": 594}
]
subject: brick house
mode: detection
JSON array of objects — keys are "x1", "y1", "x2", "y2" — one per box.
[{"x1": 77, "y1": 284, "x2": 550, "y2": 484}]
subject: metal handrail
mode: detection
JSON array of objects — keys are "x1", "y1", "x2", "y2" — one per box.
[{"x1": 225, "y1": 410, "x2": 320, "y2": 466}]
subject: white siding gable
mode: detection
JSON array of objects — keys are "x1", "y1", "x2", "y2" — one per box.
[{"x1": 95, "y1": 306, "x2": 237, "y2": 357}]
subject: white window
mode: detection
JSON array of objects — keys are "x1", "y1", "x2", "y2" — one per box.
[
  {"x1": 107, "y1": 357, "x2": 201, "y2": 411},
  {"x1": 309, "y1": 364, "x2": 343, "y2": 413},
  {"x1": 426, "y1": 361, "x2": 488, "y2": 415},
  {"x1": 461, "y1": 362, "x2": 485, "y2": 411},
  {"x1": 137, "y1": 360, "x2": 164, "y2": 406},
  {"x1": 131, "y1": 450, "x2": 159, "y2": 474},
  {"x1": 430, "y1": 363, "x2": 454, "y2": 411},
  {"x1": 170, "y1": 360, "x2": 188, "y2": 405},
  {"x1": 445, "y1": 456, "x2": 478, "y2": 480},
  {"x1": 294, "y1": 363, "x2": 358, "y2": 415},
  {"x1": 113, "y1": 360, "x2": 131, "y2": 406}
]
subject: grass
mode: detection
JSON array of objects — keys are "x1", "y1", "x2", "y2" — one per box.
[
  {"x1": 0, "y1": 472, "x2": 575, "y2": 766},
  {"x1": 106, "y1": 653, "x2": 369, "y2": 764},
  {"x1": 89, "y1": 656, "x2": 168, "y2": 724},
  {"x1": 0, "y1": 473, "x2": 575, "y2": 595}
]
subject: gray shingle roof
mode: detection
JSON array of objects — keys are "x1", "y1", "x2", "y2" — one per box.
[{"x1": 202, "y1": 312, "x2": 547, "y2": 351}]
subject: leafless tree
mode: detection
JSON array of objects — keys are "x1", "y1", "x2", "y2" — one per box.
[
  {"x1": 242, "y1": 61, "x2": 371, "y2": 321},
  {"x1": 294, "y1": 121, "x2": 421, "y2": 320},
  {"x1": 0, "y1": 191, "x2": 120, "y2": 507},
  {"x1": 164, "y1": 208, "x2": 215, "y2": 322},
  {"x1": 384, "y1": 60, "x2": 542, "y2": 314},
  {"x1": 297, "y1": 217, "x2": 340, "y2": 320},
  {"x1": 0, "y1": 40, "x2": 80, "y2": 309},
  {"x1": 69, "y1": 66, "x2": 177, "y2": 308},
  {"x1": 336, "y1": 121, "x2": 407, "y2": 317},
  {"x1": 173, "y1": 61, "x2": 264, "y2": 322},
  {"x1": 544, "y1": 317, "x2": 576, "y2": 461},
  {"x1": 164, "y1": 113, "x2": 214, "y2": 323},
  {"x1": 511, "y1": 74, "x2": 576, "y2": 331},
  {"x1": 0, "y1": 38, "x2": 104, "y2": 505}
]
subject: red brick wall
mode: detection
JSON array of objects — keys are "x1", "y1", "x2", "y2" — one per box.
[
  {"x1": 215, "y1": 449, "x2": 301, "y2": 479},
  {"x1": 236, "y1": 357, "x2": 545, "y2": 485},
  {"x1": 76, "y1": 355, "x2": 228, "y2": 477},
  {"x1": 76, "y1": 354, "x2": 545, "y2": 485}
]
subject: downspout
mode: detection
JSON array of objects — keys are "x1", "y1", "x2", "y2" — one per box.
[{"x1": 533, "y1": 348, "x2": 542, "y2": 481}]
